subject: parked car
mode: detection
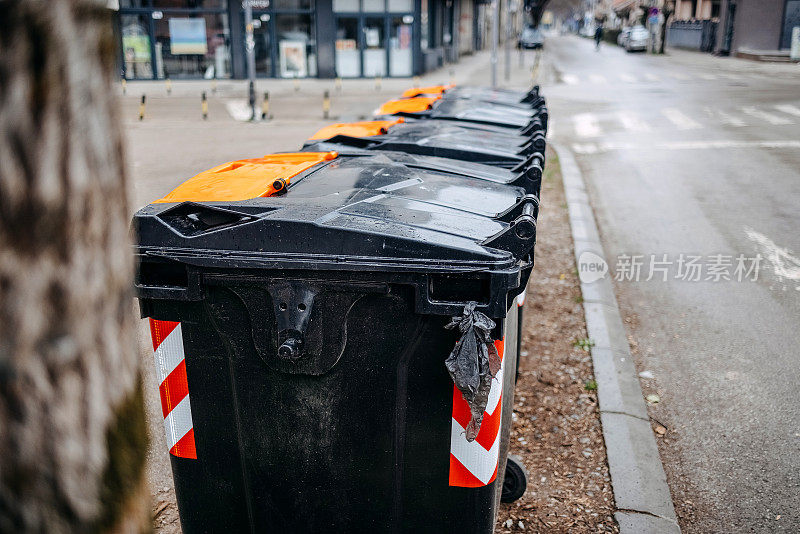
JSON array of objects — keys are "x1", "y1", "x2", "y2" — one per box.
[
  {"x1": 625, "y1": 25, "x2": 649, "y2": 52},
  {"x1": 518, "y1": 27, "x2": 544, "y2": 49},
  {"x1": 617, "y1": 27, "x2": 631, "y2": 47}
]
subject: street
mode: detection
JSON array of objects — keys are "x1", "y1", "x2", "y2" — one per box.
[{"x1": 539, "y1": 35, "x2": 800, "y2": 532}]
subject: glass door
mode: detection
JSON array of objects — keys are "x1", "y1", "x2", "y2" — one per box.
[
  {"x1": 251, "y1": 12, "x2": 274, "y2": 77},
  {"x1": 363, "y1": 17, "x2": 387, "y2": 77},
  {"x1": 389, "y1": 16, "x2": 412, "y2": 76},
  {"x1": 335, "y1": 17, "x2": 361, "y2": 77}
]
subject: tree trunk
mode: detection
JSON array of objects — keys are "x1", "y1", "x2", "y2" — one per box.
[{"x1": 0, "y1": 1, "x2": 150, "y2": 532}]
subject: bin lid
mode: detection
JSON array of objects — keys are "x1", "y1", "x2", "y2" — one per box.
[
  {"x1": 401, "y1": 84, "x2": 454, "y2": 98},
  {"x1": 307, "y1": 119, "x2": 404, "y2": 141},
  {"x1": 375, "y1": 96, "x2": 440, "y2": 116},
  {"x1": 154, "y1": 152, "x2": 338, "y2": 203},
  {"x1": 134, "y1": 152, "x2": 538, "y2": 273}
]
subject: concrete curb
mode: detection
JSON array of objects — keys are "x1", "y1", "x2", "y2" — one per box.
[{"x1": 554, "y1": 144, "x2": 681, "y2": 533}]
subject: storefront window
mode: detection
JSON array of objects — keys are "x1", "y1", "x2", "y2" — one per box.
[
  {"x1": 153, "y1": 13, "x2": 231, "y2": 78},
  {"x1": 151, "y1": 0, "x2": 226, "y2": 7},
  {"x1": 389, "y1": 16, "x2": 412, "y2": 76},
  {"x1": 274, "y1": 0, "x2": 312, "y2": 9},
  {"x1": 335, "y1": 17, "x2": 360, "y2": 77},
  {"x1": 333, "y1": 0, "x2": 359, "y2": 11},
  {"x1": 120, "y1": 0, "x2": 150, "y2": 7},
  {"x1": 121, "y1": 14, "x2": 154, "y2": 79},
  {"x1": 275, "y1": 14, "x2": 316, "y2": 78},
  {"x1": 363, "y1": 17, "x2": 386, "y2": 77},
  {"x1": 363, "y1": 0, "x2": 385, "y2": 12},
  {"x1": 252, "y1": 14, "x2": 272, "y2": 76},
  {"x1": 388, "y1": 0, "x2": 413, "y2": 12}
]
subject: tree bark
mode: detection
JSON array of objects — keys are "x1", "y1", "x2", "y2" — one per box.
[{"x1": 0, "y1": 1, "x2": 150, "y2": 532}]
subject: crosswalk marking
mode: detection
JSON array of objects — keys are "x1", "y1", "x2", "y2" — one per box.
[
  {"x1": 644, "y1": 73, "x2": 660, "y2": 82},
  {"x1": 741, "y1": 106, "x2": 792, "y2": 125},
  {"x1": 617, "y1": 111, "x2": 651, "y2": 132},
  {"x1": 562, "y1": 74, "x2": 579, "y2": 85},
  {"x1": 573, "y1": 113, "x2": 602, "y2": 138},
  {"x1": 589, "y1": 74, "x2": 607, "y2": 84},
  {"x1": 670, "y1": 72, "x2": 689, "y2": 80},
  {"x1": 661, "y1": 108, "x2": 701, "y2": 130},
  {"x1": 774, "y1": 104, "x2": 800, "y2": 118},
  {"x1": 620, "y1": 73, "x2": 637, "y2": 83},
  {"x1": 716, "y1": 110, "x2": 747, "y2": 127}
]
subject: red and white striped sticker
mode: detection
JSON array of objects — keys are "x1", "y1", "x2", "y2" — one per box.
[
  {"x1": 149, "y1": 319, "x2": 197, "y2": 459},
  {"x1": 449, "y1": 339, "x2": 505, "y2": 487}
]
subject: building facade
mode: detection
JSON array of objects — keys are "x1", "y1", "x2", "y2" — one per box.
[{"x1": 115, "y1": 0, "x2": 510, "y2": 80}]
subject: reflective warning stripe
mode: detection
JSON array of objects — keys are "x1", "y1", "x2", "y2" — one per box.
[
  {"x1": 449, "y1": 339, "x2": 505, "y2": 487},
  {"x1": 516, "y1": 291, "x2": 526, "y2": 307},
  {"x1": 149, "y1": 319, "x2": 197, "y2": 460}
]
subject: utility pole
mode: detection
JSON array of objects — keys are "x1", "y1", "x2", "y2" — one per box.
[
  {"x1": 244, "y1": 1, "x2": 257, "y2": 120},
  {"x1": 505, "y1": 0, "x2": 512, "y2": 82},
  {"x1": 491, "y1": 0, "x2": 500, "y2": 87}
]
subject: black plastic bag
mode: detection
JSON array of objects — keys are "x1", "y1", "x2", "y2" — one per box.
[{"x1": 445, "y1": 302, "x2": 501, "y2": 441}]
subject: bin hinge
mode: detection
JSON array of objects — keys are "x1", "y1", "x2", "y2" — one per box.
[
  {"x1": 482, "y1": 201, "x2": 537, "y2": 258},
  {"x1": 495, "y1": 195, "x2": 539, "y2": 223}
]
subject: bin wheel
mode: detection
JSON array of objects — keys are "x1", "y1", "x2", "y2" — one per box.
[{"x1": 501, "y1": 455, "x2": 527, "y2": 503}]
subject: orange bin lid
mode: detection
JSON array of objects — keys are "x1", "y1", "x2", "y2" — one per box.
[
  {"x1": 307, "y1": 118, "x2": 404, "y2": 141},
  {"x1": 376, "y1": 96, "x2": 440, "y2": 116},
  {"x1": 154, "y1": 152, "x2": 338, "y2": 203},
  {"x1": 401, "y1": 84, "x2": 454, "y2": 98}
]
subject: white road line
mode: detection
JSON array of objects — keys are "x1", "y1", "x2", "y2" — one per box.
[
  {"x1": 225, "y1": 100, "x2": 253, "y2": 122},
  {"x1": 744, "y1": 227, "x2": 800, "y2": 282},
  {"x1": 670, "y1": 72, "x2": 689, "y2": 80},
  {"x1": 644, "y1": 73, "x2": 660, "y2": 82},
  {"x1": 661, "y1": 108, "x2": 702, "y2": 130},
  {"x1": 716, "y1": 110, "x2": 747, "y2": 127},
  {"x1": 620, "y1": 73, "x2": 637, "y2": 83},
  {"x1": 699, "y1": 73, "x2": 717, "y2": 80},
  {"x1": 741, "y1": 106, "x2": 792, "y2": 125},
  {"x1": 573, "y1": 139, "x2": 800, "y2": 154},
  {"x1": 546, "y1": 119, "x2": 554, "y2": 139},
  {"x1": 774, "y1": 104, "x2": 800, "y2": 118},
  {"x1": 617, "y1": 111, "x2": 651, "y2": 132},
  {"x1": 562, "y1": 74, "x2": 579, "y2": 85},
  {"x1": 589, "y1": 74, "x2": 608, "y2": 84},
  {"x1": 573, "y1": 113, "x2": 602, "y2": 138}
]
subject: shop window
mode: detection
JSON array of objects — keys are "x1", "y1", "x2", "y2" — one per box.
[
  {"x1": 388, "y1": 0, "x2": 413, "y2": 12},
  {"x1": 120, "y1": 0, "x2": 150, "y2": 7},
  {"x1": 333, "y1": 0, "x2": 359, "y2": 11},
  {"x1": 389, "y1": 16, "x2": 412, "y2": 76},
  {"x1": 363, "y1": 0, "x2": 385, "y2": 12},
  {"x1": 251, "y1": 14, "x2": 273, "y2": 76},
  {"x1": 275, "y1": 14, "x2": 317, "y2": 78},
  {"x1": 121, "y1": 14, "x2": 154, "y2": 79},
  {"x1": 153, "y1": 13, "x2": 231, "y2": 79},
  {"x1": 363, "y1": 17, "x2": 386, "y2": 77},
  {"x1": 274, "y1": 0, "x2": 312, "y2": 9},
  {"x1": 335, "y1": 17, "x2": 360, "y2": 77},
  {"x1": 151, "y1": 0, "x2": 226, "y2": 8}
]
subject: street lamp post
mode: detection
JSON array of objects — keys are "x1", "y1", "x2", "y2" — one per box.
[
  {"x1": 244, "y1": 1, "x2": 257, "y2": 120},
  {"x1": 491, "y1": 0, "x2": 500, "y2": 87}
]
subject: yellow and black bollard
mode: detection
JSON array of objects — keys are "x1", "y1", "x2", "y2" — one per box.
[
  {"x1": 374, "y1": 75, "x2": 382, "y2": 91},
  {"x1": 166, "y1": 77, "x2": 172, "y2": 95},
  {"x1": 138, "y1": 94, "x2": 146, "y2": 121},
  {"x1": 121, "y1": 78, "x2": 127, "y2": 95},
  {"x1": 335, "y1": 77, "x2": 342, "y2": 93},
  {"x1": 201, "y1": 91, "x2": 208, "y2": 120},
  {"x1": 261, "y1": 91, "x2": 270, "y2": 120},
  {"x1": 323, "y1": 90, "x2": 331, "y2": 119},
  {"x1": 294, "y1": 75, "x2": 300, "y2": 92}
]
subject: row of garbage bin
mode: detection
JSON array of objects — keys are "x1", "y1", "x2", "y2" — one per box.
[{"x1": 134, "y1": 82, "x2": 548, "y2": 533}]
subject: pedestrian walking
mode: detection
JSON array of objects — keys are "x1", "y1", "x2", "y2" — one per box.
[{"x1": 594, "y1": 24, "x2": 603, "y2": 50}]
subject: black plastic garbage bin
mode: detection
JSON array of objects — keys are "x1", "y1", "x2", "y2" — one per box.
[
  {"x1": 135, "y1": 151, "x2": 538, "y2": 533},
  {"x1": 303, "y1": 119, "x2": 545, "y2": 173},
  {"x1": 375, "y1": 95, "x2": 548, "y2": 132},
  {"x1": 402, "y1": 84, "x2": 545, "y2": 111}
]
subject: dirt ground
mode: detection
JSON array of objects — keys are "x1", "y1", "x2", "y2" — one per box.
[{"x1": 495, "y1": 148, "x2": 618, "y2": 533}]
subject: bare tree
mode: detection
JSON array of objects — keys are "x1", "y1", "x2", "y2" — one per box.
[{"x1": 0, "y1": 1, "x2": 149, "y2": 532}]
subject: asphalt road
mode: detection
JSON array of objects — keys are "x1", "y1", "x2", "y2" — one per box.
[{"x1": 539, "y1": 35, "x2": 800, "y2": 532}]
